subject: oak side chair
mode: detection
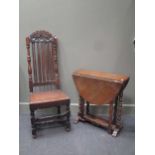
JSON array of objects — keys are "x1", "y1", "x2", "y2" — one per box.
[{"x1": 26, "y1": 30, "x2": 71, "y2": 138}]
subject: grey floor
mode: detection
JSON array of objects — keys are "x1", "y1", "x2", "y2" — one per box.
[{"x1": 20, "y1": 113, "x2": 135, "y2": 155}]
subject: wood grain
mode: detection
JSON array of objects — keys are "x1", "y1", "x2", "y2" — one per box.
[{"x1": 73, "y1": 69, "x2": 129, "y2": 105}]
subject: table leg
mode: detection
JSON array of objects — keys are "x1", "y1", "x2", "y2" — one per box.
[
  {"x1": 112, "y1": 92, "x2": 123, "y2": 136},
  {"x1": 113, "y1": 96, "x2": 118, "y2": 124},
  {"x1": 116, "y1": 92, "x2": 123, "y2": 127},
  {"x1": 75, "y1": 96, "x2": 85, "y2": 123},
  {"x1": 108, "y1": 103, "x2": 113, "y2": 134}
]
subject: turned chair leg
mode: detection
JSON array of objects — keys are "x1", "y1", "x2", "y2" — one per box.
[
  {"x1": 30, "y1": 108, "x2": 37, "y2": 138},
  {"x1": 65, "y1": 103, "x2": 71, "y2": 131},
  {"x1": 57, "y1": 105, "x2": 61, "y2": 119},
  {"x1": 86, "y1": 101, "x2": 90, "y2": 115},
  {"x1": 57, "y1": 105, "x2": 61, "y2": 114}
]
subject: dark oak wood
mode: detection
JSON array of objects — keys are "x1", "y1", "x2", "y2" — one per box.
[
  {"x1": 86, "y1": 101, "x2": 90, "y2": 115},
  {"x1": 26, "y1": 30, "x2": 71, "y2": 138},
  {"x1": 72, "y1": 69, "x2": 129, "y2": 136}
]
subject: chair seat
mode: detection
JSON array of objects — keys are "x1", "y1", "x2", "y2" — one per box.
[{"x1": 30, "y1": 90, "x2": 70, "y2": 108}]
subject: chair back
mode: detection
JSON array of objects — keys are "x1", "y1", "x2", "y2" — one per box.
[{"x1": 26, "y1": 30, "x2": 60, "y2": 92}]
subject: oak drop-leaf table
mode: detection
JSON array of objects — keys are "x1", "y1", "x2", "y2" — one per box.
[{"x1": 72, "y1": 69, "x2": 129, "y2": 136}]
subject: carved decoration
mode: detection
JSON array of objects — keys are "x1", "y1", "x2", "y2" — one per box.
[
  {"x1": 52, "y1": 37, "x2": 60, "y2": 88},
  {"x1": 30, "y1": 30, "x2": 54, "y2": 43},
  {"x1": 26, "y1": 37, "x2": 33, "y2": 92}
]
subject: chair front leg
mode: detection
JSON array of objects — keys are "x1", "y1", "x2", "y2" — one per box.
[
  {"x1": 57, "y1": 105, "x2": 61, "y2": 114},
  {"x1": 65, "y1": 103, "x2": 71, "y2": 131},
  {"x1": 30, "y1": 107, "x2": 37, "y2": 138},
  {"x1": 86, "y1": 101, "x2": 90, "y2": 115}
]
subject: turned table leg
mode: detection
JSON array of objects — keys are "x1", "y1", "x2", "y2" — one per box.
[
  {"x1": 108, "y1": 103, "x2": 113, "y2": 134},
  {"x1": 75, "y1": 96, "x2": 85, "y2": 123},
  {"x1": 116, "y1": 92, "x2": 123, "y2": 127},
  {"x1": 79, "y1": 96, "x2": 85, "y2": 118},
  {"x1": 112, "y1": 92, "x2": 123, "y2": 136},
  {"x1": 113, "y1": 96, "x2": 118, "y2": 124}
]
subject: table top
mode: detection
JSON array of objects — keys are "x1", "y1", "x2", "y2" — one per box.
[
  {"x1": 72, "y1": 69, "x2": 129, "y2": 104},
  {"x1": 73, "y1": 69, "x2": 129, "y2": 84}
]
